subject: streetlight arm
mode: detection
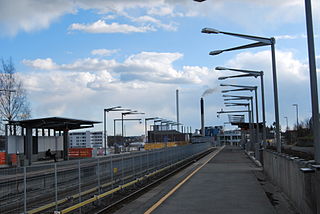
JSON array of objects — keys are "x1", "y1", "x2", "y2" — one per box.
[
  {"x1": 218, "y1": 31, "x2": 272, "y2": 44},
  {"x1": 220, "y1": 84, "x2": 257, "y2": 89},
  {"x1": 218, "y1": 74, "x2": 257, "y2": 80},
  {"x1": 202, "y1": 27, "x2": 272, "y2": 44},
  {"x1": 216, "y1": 66, "x2": 263, "y2": 76},
  {"x1": 222, "y1": 88, "x2": 254, "y2": 93},
  {"x1": 210, "y1": 42, "x2": 269, "y2": 56}
]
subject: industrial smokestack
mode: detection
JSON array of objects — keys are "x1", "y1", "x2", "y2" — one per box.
[
  {"x1": 176, "y1": 89, "x2": 180, "y2": 132},
  {"x1": 200, "y1": 97, "x2": 205, "y2": 136}
]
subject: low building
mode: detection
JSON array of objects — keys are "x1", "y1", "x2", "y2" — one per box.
[
  {"x1": 217, "y1": 130, "x2": 242, "y2": 146},
  {"x1": 69, "y1": 131, "x2": 91, "y2": 148}
]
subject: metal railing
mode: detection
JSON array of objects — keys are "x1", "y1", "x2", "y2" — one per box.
[{"x1": 0, "y1": 142, "x2": 212, "y2": 214}]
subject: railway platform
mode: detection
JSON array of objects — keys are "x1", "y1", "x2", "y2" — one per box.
[{"x1": 114, "y1": 146, "x2": 295, "y2": 214}]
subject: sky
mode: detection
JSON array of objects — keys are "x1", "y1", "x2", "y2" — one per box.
[{"x1": 0, "y1": 0, "x2": 320, "y2": 136}]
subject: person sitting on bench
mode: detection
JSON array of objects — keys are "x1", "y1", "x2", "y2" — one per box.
[{"x1": 45, "y1": 149, "x2": 57, "y2": 162}]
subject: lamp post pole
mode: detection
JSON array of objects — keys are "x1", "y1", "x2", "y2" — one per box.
[
  {"x1": 270, "y1": 39, "x2": 281, "y2": 152},
  {"x1": 104, "y1": 106, "x2": 122, "y2": 155},
  {"x1": 304, "y1": 0, "x2": 320, "y2": 163},
  {"x1": 293, "y1": 104, "x2": 299, "y2": 129},
  {"x1": 145, "y1": 117, "x2": 158, "y2": 143}
]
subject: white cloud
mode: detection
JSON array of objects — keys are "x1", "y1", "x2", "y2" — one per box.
[
  {"x1": 0, "y1": 0, "x2": 311, "y2": 36},
  {"x1": 23, "y1": 51, "x2": 214, "y2": 85},
  {"x1": 128, "y1": 15, "x2": 178, "y2": 31},
  {"x1": 23, "y1": 57, "x2": 117, "y2": 71},
  {"x1": 275, "y1": 34, "x2": 309, "y2": 40},
  {"x1": 91, "y1": 49, "x2": 119, "y2": 56},
  {"x1": 22, "y1": 58, "x2": 58, "y2": 70},
  {"x1": 69, "y1": 19, "x2": 155, "y2": 34},
  {"x1": 227, "y1": 50, "x2": 309, "y2": 82}
]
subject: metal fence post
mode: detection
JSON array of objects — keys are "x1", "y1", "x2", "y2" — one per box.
[
  {"x1": 140, "y1": 152, "x2": 142, "y2": 176},
  {"x1": 110, "y1": 155, "x2": 113, "y2": 190},
  {"x1": 121, "y1": 155, "x2": 124, "y2": 185},
  {"x1": 24, "y1": 166, "x2": 27, "y2": 214},
  {"x1": 54, "y1": 163, "x2": 58, "y2": 211},
  {"x1": 132, "y1": 155, "x2": 135, "y2": 178},
  {"x1": 78, "y1": 160, "x2": 81, "y2": 213},
  {"x1": 147, "y1": 150, "x2": 149, "y2": 173},
  {"x1": 97, "y1": 158, "x2": 101, "y2": 195}
]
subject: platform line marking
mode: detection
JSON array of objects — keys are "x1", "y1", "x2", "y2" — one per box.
[{"x1": 144, "y1": 145, "x2": 225, "y2": 214}]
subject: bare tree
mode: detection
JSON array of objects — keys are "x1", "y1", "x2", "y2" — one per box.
[{"x1": 0, "y1": 58, "x2": 31, "y2": 134}]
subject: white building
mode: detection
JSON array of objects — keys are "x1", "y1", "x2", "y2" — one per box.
[
  {"x1": 90, "y1": 131, "x2": 103, "y2": 148},
  {"x1": 217, "y1": 130, "x2": 242, "y2": 146},
  {"x1": 69, "y1": 131, "x2": 103, "y2": 148}
]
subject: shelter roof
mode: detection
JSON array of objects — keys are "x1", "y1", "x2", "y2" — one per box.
[{"x1": 9, "y1": 117, "x2": 101, "y2": 131}]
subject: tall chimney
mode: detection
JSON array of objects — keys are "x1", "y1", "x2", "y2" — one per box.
[
  {"x1": 176, "y1": 89, "x2": 180, "y2": 131},
  {"x1": 200, "y1": 97, "x2": 205, "y2": 136}
]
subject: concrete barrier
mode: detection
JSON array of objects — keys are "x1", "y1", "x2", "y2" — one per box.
[{"x1": 263, "y1": 149, "x2": 319, "y2": 214}]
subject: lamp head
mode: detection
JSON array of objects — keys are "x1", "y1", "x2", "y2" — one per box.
[
  {"x1": 209, "y1": 50, "x2": 223, "y2": 55},
  {"x1": 201, "y1": 27, "x2": 220, "y2": 34},
  {"x1": 218, "y1": 76, "x2": 228, "y2": 80},
  {"x1": 220, "y1": 84, "x2": 228, "y2": 87},
  {"x1": 215, "y1": 66, "x2": 227, "y2": 70}
]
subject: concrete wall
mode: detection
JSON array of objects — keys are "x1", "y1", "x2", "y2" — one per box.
[{"x1": 263, "y1": 150, "x2": 318, "y2": 214}]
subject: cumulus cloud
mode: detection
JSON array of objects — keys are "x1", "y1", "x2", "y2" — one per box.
[
  {"x1": 69, "y1": 20, "x2": 155, "y2": 34},
  {"x1": 22, "y1": 58, "x2": 58, "y2": 70},
  {"x1": 23, "y1": 51, "x2": 213, "y2": 85},
  {"x1": 24, "y1": 58, "x2": 117, "y2": 71},
  {"x1": 0, "y1": 0, "x2": 310, "y2": 36},
  {"x1": 226, "y1": 50, "x2": 309, "y2": 82}
]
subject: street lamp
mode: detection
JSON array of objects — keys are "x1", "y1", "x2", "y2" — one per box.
[
  {"x1": 202, "y1": 28, "x2": 281, "y2": 153},
  {"x1": 222, "y1": 96, "x2": 254, "y2": 151},
  {"x1": 104, "y1": 106, "x2": 130, "y2": 155},
  {"x1": 217, "y1": 108, "x2": 252, "y2": 150},
  {"x1": 216, "y1": 66, "x2": 266, "y2": 147},
  {"x1": 220, "y1": 84, "x2": 260, "y2": 148},
  {"x1": 121, "y1": 111, "x2": 145, "y2": 138},
  {"x1": 292, "y1": 104, "x2": 299, "y2": 130},
  {"x1": 304, "y1": 0, "x2": 320, "y2": 163},
  {"x1": 114, "y1": 118, "x2": 142, "y2": 139},
  {"x1": 145, "y1": 117, "x2": 158, "y2": 143}
]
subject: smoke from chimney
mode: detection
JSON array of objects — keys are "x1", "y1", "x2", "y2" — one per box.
[{"x1": 201, "y1": 87, "x2": 217, "y2": 97}]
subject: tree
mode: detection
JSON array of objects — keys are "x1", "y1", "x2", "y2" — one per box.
[{"x1": 0, "y1": 58, "x2": 31, "y2": 135}]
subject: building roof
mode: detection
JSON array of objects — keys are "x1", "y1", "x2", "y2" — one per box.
[{"x1": 9, "y1": 117, "x2": 101, "y2": 131}]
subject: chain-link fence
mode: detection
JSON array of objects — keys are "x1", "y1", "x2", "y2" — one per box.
[{"x1": 0, "y1": 143, "x2": 212, "y2": 214}]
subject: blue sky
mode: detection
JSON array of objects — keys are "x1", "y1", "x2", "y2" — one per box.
[{"x1": 0, "y1": 0, "x2": 319, "y2": 135}]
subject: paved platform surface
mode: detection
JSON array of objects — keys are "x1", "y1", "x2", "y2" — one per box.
[
  {"x1": 152, "y1": 146, "x2": 276, "y2": 214},
  {"x1": 114, "y1": 146, "x2": 282, "y2": 214}
]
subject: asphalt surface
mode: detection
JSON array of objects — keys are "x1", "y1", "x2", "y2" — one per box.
[{"x1": 113, "y1": 146, "x2": 282, "y2": 214}]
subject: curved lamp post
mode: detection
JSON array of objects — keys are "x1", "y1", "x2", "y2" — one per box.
[
  {"x1": 202, "y1": 28, "x2": 281, "y2": 153},
  {"x1": 216, "y1": 66, "x2": 266, "y2": 147},
  {"x1": 220, "y1": 84, "x2": 260, "y2": 149}
]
